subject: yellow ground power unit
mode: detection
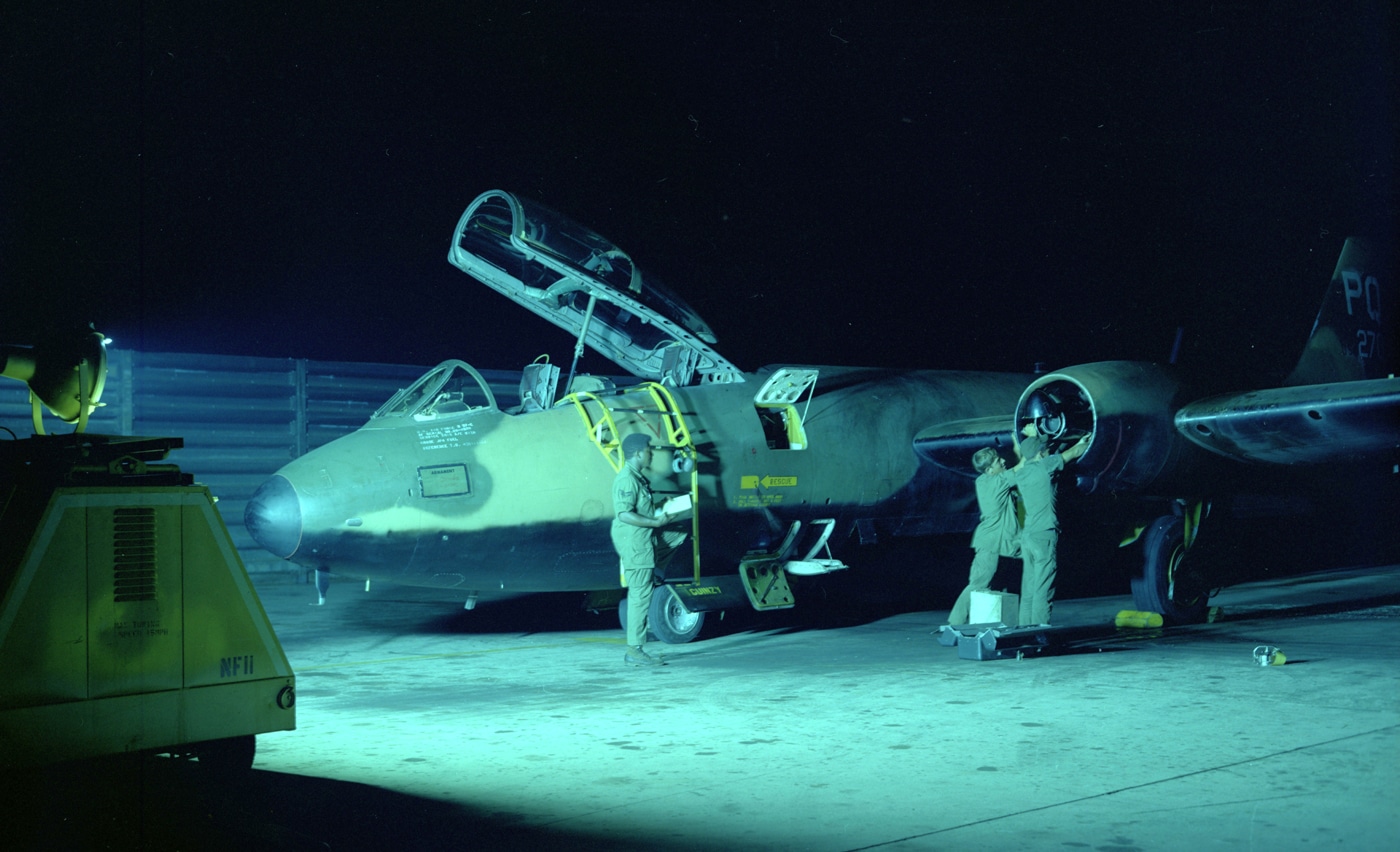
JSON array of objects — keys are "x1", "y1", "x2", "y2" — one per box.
[{"x1": 0, "y1": 434, "x2": 295, "y2": 772}]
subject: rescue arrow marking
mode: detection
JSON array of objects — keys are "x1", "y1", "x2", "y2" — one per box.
[{"x1": 741, "y1": 475, "x2": 798, "y2": 489}]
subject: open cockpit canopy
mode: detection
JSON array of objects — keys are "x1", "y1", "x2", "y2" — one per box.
[
  {"x1": 448, "y1": 190, "x2": 743, "y2": 385},
  {"x1": 371, "y1": 360, "x2": 498, "y2": 422}
]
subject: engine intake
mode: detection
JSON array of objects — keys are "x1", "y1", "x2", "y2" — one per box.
[{"x1": 1015, "y1": 361, "x2": 1211, "y2": 496}]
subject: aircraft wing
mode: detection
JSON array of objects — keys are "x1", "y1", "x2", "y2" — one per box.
[
  {"x1": 1007, "y1": 237, "x2": 1394, "y2": 496},
  {"x1": 1174, "y1": 377, "x2": 1400, "y2": 464},
  {"x1": 1173, "y1": 238, "x2": 1396, "y2": 466},
  {"x1": 912, "y1": 415, "x2": 1019, "y2": 476}
]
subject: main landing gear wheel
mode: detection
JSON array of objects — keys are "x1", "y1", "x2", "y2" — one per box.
[
  {"x1": 618, "y1": 585, "x2": 705, "y2": 644},
  {"x1": 1131, "y1": 515, "x2": 1208, "y2": 624}
]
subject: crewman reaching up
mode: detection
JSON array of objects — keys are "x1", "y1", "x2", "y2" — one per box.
[{"x1": 1012, "y1": 428, "x2": 1090, "y2": 627}]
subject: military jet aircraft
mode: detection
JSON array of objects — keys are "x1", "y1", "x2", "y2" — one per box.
[{"x1": 245, "y1": 190, "x2": 1396, "y2": 641}]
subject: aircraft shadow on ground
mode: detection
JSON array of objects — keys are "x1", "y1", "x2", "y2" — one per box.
[
  {"x1": 312, "y1": 536, "x2": 1140, "y2": 643},
  {"x1": 324, "y1": 578, "x2": 963, "y2": 643},
  {"x1": 1205, "y1": 589, "x2": 1400, "y2": 624},
  {"x1": 4, "y1": 757, "x2": 699, "y2": 852},
  {"x1": 303, "y1": 543, "x2": 1399, "y2": 646}
]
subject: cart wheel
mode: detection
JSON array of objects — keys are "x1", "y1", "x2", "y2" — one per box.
[{"x1": 197, "y1": 734, "x2": 256, "y2": 776}]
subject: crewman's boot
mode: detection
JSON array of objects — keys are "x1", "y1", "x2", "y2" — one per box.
[{"x1": 624, "y1": 645, "x2": 664, "y2": 666}]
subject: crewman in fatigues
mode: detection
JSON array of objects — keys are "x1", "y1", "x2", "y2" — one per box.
[
  {"x1": 947, "y1": 446, "x2": 1021, "y2": 625},
  {"x1": 1011, "y1": 430, "x2": 1089, "y2": 627},
  {"x1": 611, "y1": 432, "x2": 690, "y2": 666}
]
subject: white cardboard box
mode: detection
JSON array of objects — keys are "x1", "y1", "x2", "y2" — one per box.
[{"x1": 970, "y1": 590, "x2": 1019, "y2": 625}]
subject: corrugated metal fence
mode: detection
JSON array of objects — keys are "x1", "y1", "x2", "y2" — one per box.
[{"x1": 1, "y1": 349, "x2": 523, "y2": 579}]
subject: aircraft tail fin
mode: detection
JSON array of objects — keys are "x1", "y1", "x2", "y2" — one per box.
[{"x1": 1284, "y1": 238, "x2": 1390, "y2": 386}]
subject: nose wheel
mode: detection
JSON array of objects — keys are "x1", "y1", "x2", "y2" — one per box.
[{"x1": 618, "y1": 584, "x2": 705, "y2": 644}]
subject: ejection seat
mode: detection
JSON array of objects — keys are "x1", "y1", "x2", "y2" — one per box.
[{"x1": 518, "y1": 359, "x2": 561, "y2": 413}]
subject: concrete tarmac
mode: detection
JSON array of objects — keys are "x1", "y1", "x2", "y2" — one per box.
[{"x1": 9, "y1": 564, "x2": 1400, "y2": 851}]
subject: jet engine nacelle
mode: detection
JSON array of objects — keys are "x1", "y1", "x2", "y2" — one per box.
[{"x1": 1015, "y1": 361, "x2": 1213, "y2": 497}]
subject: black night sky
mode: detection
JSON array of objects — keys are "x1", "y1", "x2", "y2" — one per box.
[{"x1": 3, "y1": 2, "x2": 1394, "y2": 391}]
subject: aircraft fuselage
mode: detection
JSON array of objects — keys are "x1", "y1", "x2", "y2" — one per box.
[{"x1": 247, "y1": 364, "x2": 1032, "y2": 596}]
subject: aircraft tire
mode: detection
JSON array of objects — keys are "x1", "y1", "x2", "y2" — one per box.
[
  {"x1": 1130, "y1": 515, "x2": 1208, "y2": 624},
  {"x1": 617, "y1": 586, "x2": 705, "y2": 643},
  {"x1": 649, "y1": 585, "x2": 704, "y2": 644}
]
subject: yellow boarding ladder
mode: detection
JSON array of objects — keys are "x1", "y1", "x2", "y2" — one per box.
[{"x1": 564, "y1": 382, "x2": 701, "y2": 582}]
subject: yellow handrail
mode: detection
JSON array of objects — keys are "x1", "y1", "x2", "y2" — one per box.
[
  {"x1": 564, "y1": 390, "x2": 625, "y2": 472},
  {"x1": 562, "y1": 382, "x2": 701, "y2": 581}
]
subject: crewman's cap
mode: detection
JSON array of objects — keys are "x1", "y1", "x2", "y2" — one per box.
[
  {"x1": 1019, "y1": 435, "x2": 1045, "y2": 460},
  {"x1": 621, "y1": 433, "x2": 654, "y2": 457}
]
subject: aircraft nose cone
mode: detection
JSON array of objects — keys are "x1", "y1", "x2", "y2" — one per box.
[{"x1": 244, "y1": 474, "x2": 303, "y2": 559}]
